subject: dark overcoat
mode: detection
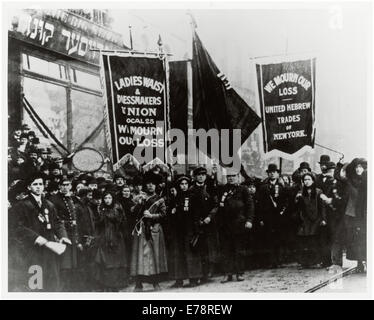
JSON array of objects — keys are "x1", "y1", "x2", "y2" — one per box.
[
  {"x1": 9, "y1": 194, "x2": 67, "y2": 291},
  {"x1": 168, "y1": 190, "x2": 204, "y2": 280}
]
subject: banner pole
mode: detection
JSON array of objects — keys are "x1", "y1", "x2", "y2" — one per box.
[
  {"x1": 279, "y1": 157, "x2": 283, "y2": 173},
  {"x1": 158, "y1": 36, "x2": 173, "y2": 202},
  {"x1": 128, "y1": 25, "x2": 133, "y2": 50},
  {"x1": 89, "y1": 48, "x2": 173, "y2": 56},
  {"x1": 186, "y1": 59, "x2": 193, "y2": 175}
]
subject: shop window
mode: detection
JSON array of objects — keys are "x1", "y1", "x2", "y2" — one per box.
[
  {"x1": 70, "y1": 68, "x2": 101, "y2": 91},
  {"x1": 22, "y1": 53, "x2": 67, "y2": 80},
  {"x1": 23, "y1": 77, "x2": 68, "y2": 146},
  {"x1": 71, "y1": 90, "x2": 105, "y2": 153}
]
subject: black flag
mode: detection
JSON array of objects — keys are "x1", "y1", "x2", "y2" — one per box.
[
  {"x1": 192, "y1": 31, "x2": 261, "y2": 166},
  {"x1": 169, "y1": 61, "x2": 188, "y2": 135}
]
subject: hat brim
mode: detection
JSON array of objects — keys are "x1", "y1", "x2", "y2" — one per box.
[
  {"x1": 266, "y1": 169, "x2": 280, "y2": 173},
  {"x1": 194, "y1": 171, "x2": 207, "y2": 175}
]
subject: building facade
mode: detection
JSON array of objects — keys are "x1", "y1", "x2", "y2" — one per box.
[{"x1": 8, "y1": 9, "x2": 129, "y2": 157}]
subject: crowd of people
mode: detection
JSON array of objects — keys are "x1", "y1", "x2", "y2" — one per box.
[{"x1": 8, "y1": 124, "x2": 368, "y2": 292}]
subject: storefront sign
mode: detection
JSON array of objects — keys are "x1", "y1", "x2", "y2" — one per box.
[{"x1": 9, "y1": 9, "x2": 125, "y2": 65}]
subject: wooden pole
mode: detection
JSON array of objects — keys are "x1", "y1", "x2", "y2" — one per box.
[
  {"x1": 186, "y1": 59, "x2": 193, "y2": 174},
  {"x1": 186, "y1": 11, "x2": 196, "y2": 175},
  {"x1": 89, "y1": 48, "x2": 172, "y2": 56},
  {"x1": 128, "y1": 25, "x2": 133, "y2": 50}
]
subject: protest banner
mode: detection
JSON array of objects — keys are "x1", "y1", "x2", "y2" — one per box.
[
  {"x1": 256, "y1": 58, "x2": 316, "y2": 157},
  {"x1": 100, "y1": 54, "x2": 168, "y2": 171}
]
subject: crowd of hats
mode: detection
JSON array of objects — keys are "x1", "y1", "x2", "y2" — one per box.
[{"x1": 8, "y1": 123, "x2": 367, "y2": 202}]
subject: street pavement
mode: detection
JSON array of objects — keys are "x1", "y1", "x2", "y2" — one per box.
[{"x1": 121, "y1": 256, "x2": 366, "y2": 293}]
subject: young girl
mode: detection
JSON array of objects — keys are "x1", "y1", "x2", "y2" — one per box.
[
  {"x1": 94, "y1": 191, "x2": 128, "y2": 291},
  {"x1": 295, "y1": 173, "x2": 326, "y2": 268}
]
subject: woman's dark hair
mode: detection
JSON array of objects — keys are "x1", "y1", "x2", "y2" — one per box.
[
  {"x1": 121, "y1": 184, "x2": 131, "y2": 192},
  {"x1": 102, "y1": 190, "x2": 115, "y2": 207},
  {"x1": 92, "y1": 189, "x2": 103, "y2": 200},
  {"x1": 346, "y1": 158, "x2": 367, "y2": 181},
  {"x1": 301, "y1": 173, "x2": 317, "y2": 198},
  {"x1": 77, "y1": 187, "x2": 89, "y2": 198}
]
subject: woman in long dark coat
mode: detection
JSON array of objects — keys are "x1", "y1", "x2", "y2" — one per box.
[
  {"x1": 130, "y1": 172, "x2": 168, "y2": 291},
  {"x1": 295, "y1": 173, "x2": 327, "y2": 268},
  {"x1": 117, "y1": 185, "x2": 135, "y2": 275},
  {"x1": 93, "y1": 191, "x2": 128, "y2": 291},
  {"x1": 168, "y1": 176, "x2": 205, "y2": 288},
  {"x1": 341, "y1": 158, "x2": 367, "y2": 272}
]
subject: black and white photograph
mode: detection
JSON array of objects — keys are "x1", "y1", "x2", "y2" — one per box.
[{"x1": 1, "y1": 0, "x2": 372, "y2": 300}]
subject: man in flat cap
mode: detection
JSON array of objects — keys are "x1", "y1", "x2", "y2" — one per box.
[
  {"x1": 38, "y1": 148, "x2": 52, "y2": 168},
  {"x1": 22, "y1": 146, "x2": 42, "y2": 179},
  {"x1": 113, "y1": 173, "x2": 126, "y2": 188},
  {"x1": 218, "y1": 169, "x2": 254, "y2": 283},
  {"x1": 188, "y1": 166, "x2": 219, "y2": 285},
  {"x1": 16, "y1": 133, "x2": 29, "y2": 158},
  {"x1": 257, "y1": 164, "x2": 287, "y2": 268},
  {"x1": 49, "y1": 177, "x2": 83, "y2": 291},
  {"x1": 21, "y1": 123, "x2": 31, "y2": 135},
  {"x1": 54, "y1": 157, "x2": 68, "y2": 177}
]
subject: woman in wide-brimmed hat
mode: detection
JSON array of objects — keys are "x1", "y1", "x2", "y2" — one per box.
[
  {"x1": 130, "y1": 171, "x2": 168, "y2": 291},
  {"x1": 339, "y1": 158, "x2": 367, "y2": 272}
]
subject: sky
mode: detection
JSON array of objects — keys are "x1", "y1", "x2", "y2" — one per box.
[{"x1": 110, "y1": 2, "x2": 372, "y2": 163}]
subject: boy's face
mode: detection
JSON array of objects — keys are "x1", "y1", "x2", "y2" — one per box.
[
  {"x1": 227, "y1": 175, "x2": 238, "y2": 184},
  {"x1": 146, "y1": 182, "x2": 156, "y2": 193},
  {"x1": 28, "y1": 178, "x2": 44, "y2": 196},
  {"x1": 60, "y1": 181, "x2": 72, "y2": 194},
  {"x1": 179, "y1": 181, "x2": 189, "y2": 192},
  {"x1": 122, "y1": 188, "x2": 131, "y2": 198},
  {"x1": 195, "y1": 173, "x2": 206, "y2": 184},
  {"x1": 268, "y1": 171, "x2": 279, "y2": 180},
  {"x1": 29, "y1": 153, "x2": 38, "y2": 161},
  {"x1": 248, "y1": 185, "x2": 256, "y2": 194}
]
